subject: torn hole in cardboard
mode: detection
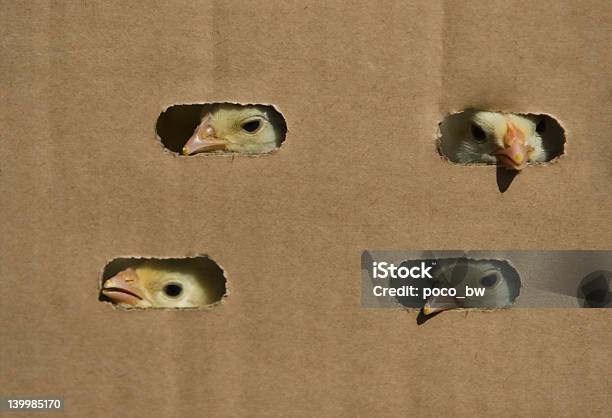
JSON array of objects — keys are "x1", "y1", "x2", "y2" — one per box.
[
  {"x1": 156, "y1": 102, "x2": 287, "y2": 156},
  {"x1": 99, "y1": 256, "x2": 227, "y2": 309},
  {"x1": 388, "y1": 258, "x2": 522, "y2": 316},
  {"x1": 436, "y1": 109, "x2": 566, "y2": 170},
  {"x1": 577, "y1": 270, "x2": 611, "y2": 308}
]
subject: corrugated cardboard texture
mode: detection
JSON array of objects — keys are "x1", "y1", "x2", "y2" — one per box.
[{"x1": 1, "y1": 1, "x2": 611, "y2": 416}]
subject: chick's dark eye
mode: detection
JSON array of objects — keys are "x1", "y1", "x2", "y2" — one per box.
[
  {"x1": 241, "y1": 120, "x2": 261, "y2": 133},
  {"x1": 536, "y1": 118, "x2": 546, "y2": 134},
  {"x1": 163, "y1": 283, "x2": 183, "y2": 297},
  {"x1": 470, "y1": 122, "x2": 487, "y2": 142},
  {"x1": 480, "y1": 274, "x2": 498, "y2": 287}
]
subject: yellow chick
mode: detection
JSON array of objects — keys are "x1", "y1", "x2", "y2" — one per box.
[
  {"x1": 101, "y1": 262, "x2": 218, "y2": 308},
  {"x1": 439, "y1": 110, "x2": 548, "y2": 170},
  {"x1": 423, "y1": 259, "x2": 521, "y2": 315},
  {"x1": 182, "y1": 104, "x2": 283, "y2": 155}
]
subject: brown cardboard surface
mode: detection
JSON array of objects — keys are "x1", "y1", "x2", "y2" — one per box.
[{"x1": 1, "y1": 1, "x2": 611, "y2": 417}]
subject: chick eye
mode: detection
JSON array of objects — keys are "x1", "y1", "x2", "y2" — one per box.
[
  {"x1": 480, "y1": 273, "x2": 498, "y2": 287},
  {"x1": 536, "y1": 118, "x2": 546, "y2": 134},
  {"x1": 241, "y1": 120, "x2": 261, "y2": 133},
  {"x1": 470, "y1": 122, "x2": 487, "y2": 142},
  {"x1": 163, "y1": 283, "x2": 183, "y2": 298}
]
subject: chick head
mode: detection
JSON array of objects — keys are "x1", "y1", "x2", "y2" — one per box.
[
  {"x1": 423, "y1": 259, "x2": 521, "y2": 315},
  {"x1": 101, "y1": 262, "x2": 216, "y2": 308},
  {"x1": 442, "y1": 111, "x2": 547, "y2": 170},
  {"x1": 182, "y1": 104, "x2": 281, "y2": 155}
]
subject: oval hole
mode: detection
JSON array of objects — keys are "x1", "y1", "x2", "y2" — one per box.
[
  {"x1": 577, "y1": 270, "x2": 611, "y2": 308},
  {"x1": 99, "y1": 256, "x2": 227, "y2": 309},
  {"x1": 156, "y1": 103, "x2": 287, "y2": 155},
  {"x1": 437, "y1": 110, "x2": 566, "y2": 166}
]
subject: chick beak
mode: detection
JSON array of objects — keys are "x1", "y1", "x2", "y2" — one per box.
[
  {"x1": 182, "y1": 114, "x2": 227, "y2": 155},
  {"x1": 494, "y1": 121, "x2": 531, "y2": 171},
  {"x1": 101, "y1": 268, "x2": 145, "y2": 306},
  {"x1": 422, "y1": 294, "x2": 460, "y2": 316}
]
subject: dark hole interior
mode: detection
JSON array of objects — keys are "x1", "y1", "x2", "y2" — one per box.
[
  {"x1": 584, "y1": 290, "x2": 607, "y2": 306},
  {"x1": 536, "y1": 118, "x2": 546, "y2": 134},
  {"x1": 156, "y1": 104, "x2": 205, "y2": 153},
  {"x1": 577, "y1": 270, "x2": 611, "y2": 308},
  {"x1": 156, "y1": 102, "x2": 287, "y2": 154}
]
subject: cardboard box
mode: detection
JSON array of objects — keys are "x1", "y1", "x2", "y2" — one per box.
[{"x1": 1, "y1": 1, "x2": 610, "y2": 416}]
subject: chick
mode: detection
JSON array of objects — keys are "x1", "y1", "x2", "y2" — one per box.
[
  {"x1": 101, "y1": 263, "x2": 216, "y2": 308},
  {"x1": 182, "y1": 104, "x2": 282, "y2": 155},
  {"x1": 423, "y1": 259, "x2": 521, "y2": 315},
  {"x1": 439, "y1": 110, "x2": 548, "y2": 170}
]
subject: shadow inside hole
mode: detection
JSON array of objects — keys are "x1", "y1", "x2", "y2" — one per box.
[
  {"x1": 577, "y1": 270, "x2": 611, "y2": 308},
  {"x1": 538, "y1": 116, "x2": 565, "y2": 159},
  {"x1": 156, "y1": 103, "x2": 287, "y2": 154},
  {"x1": 99, "y1": 256, "x2": 226, "y2": 308},
  {"x1": 156, "y1": 104, "x2": 207, "y2": 153},
  {"x1": 437, "y1": 110, "x2": 566, "y2": 164}
]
